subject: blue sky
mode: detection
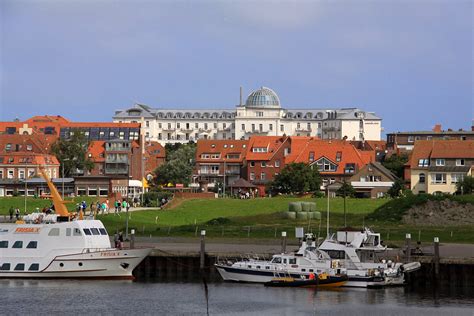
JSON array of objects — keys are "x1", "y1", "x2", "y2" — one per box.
[{"x1": 1, "y1": 0, "x2": 472, "y2": 134}]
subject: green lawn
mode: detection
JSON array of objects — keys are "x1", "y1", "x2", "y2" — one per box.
[{"x1": 0, "y1": 196, "x2": 100, "y2": 214}]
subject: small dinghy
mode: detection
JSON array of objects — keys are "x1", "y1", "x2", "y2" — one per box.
[{"x1": 264, "y1": 273, "x2": 348, "y2": 288}]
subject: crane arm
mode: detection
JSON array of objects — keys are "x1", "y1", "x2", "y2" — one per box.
[{"x1": 38, "y1": 166, "x2": 70, "y2": 217}]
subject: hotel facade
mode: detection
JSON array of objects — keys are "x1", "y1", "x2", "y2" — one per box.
[{"x1": 113, "y1": 87, "x2": 382, "y2": 145}]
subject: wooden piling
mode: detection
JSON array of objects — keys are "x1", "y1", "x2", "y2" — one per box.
[
  {"x1": 281, "y1": 231, "x2": 287, "y2": 253},
  {"x1": 406, "y1": 233, "x2": 411, "y2": 263},
  {"x1": 434, "y1": 237, "x2": 440, "y2": 278},
  {"x1": 130, "y1": 229, "x2": 135, "y2": 249},
  {"x1": 200, "y1": 230, "x2": 206, "y2": 269}
]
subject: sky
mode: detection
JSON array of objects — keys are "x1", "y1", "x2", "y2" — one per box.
[{"x1": 0, "y1": 0, "x2": 472, "y2": 134}]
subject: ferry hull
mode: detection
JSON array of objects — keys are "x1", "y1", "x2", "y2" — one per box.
[{"x1": 0, "y1": 248, "x2": 151, "y2": 279}]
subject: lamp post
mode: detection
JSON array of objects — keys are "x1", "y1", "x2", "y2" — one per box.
[
  {"x1": 61, "y1": 158, "x2": 70, "y2": 200},
  {"x1": 326, "y1": 184, "x2": 330, "y2": 237}
]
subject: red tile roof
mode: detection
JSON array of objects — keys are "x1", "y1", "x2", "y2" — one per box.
[
  {"x1": 286, "y1": 139, "x2": 372, "y2": 175},
  {"x1": 246, "y1": 136, "x2": 288, "y2": 161},
  {"x1": 196, "y1": 139, "x2": 249, "y2": 163},
  {"x1": 409, "y1": 140, "x2": 474, "y2": 168},
  {"x1": 87, "y1": 141, "x2": 106, "y2": 162},
  {"x1": 0, "y1": 152, "x2": 59, "y2": 166}
]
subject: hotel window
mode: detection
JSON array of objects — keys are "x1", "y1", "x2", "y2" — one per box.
[
  {"x1": 241, "y1": 124, "x2": 245, "y2": 131},
  {"x1": 280, "y1": 125, "x2": 284, "y2": 132},
  {"x1": 307, "y1": 122, "x2": 311, "y2": 129},
  {"x1": 456, "y1": 159, "x2": 465, "y2": 166},
  {"x1": 158, "y1": 133, "x2": 162, "y2": 140},
  {"x1": 432, "y1": 173, "x2": 446, "y2": 184},
  {"x1": 435, "y1": 159, "x2": 445, "y2": 166},
  {"x1": 259, "y1": 124, "x2": 263, "y2": 131},
  {"x1": 145, "y1": 132, "x2": 149, "y2": 138},
  {"x1": 269, "y1": 124, "x2": 273, "y2": 131},
  {"x1": 252, "y1": 124, "x2": 255, "y2": 131},
  {"x1": 451, "y1": 173, "x2": 464, "y2": 184},
  {"x1": 168, "y1": 123, "x2": 171, "y2": 129},
  {"x1": 5, "y1": 143, "x2": 12, "y2": 151},
  {"x1": 256, "y1": 111, "x2": 263, "y2": 117},
  {"x1": 146, "y1": 121, "x2": 150, "y2": 127},
  {"x1": 408, "y1": 136, "x2": 414, "y2": 143},
  {"x1": 427, "y1": 136, "x2": 432, "y2": 140},
  {"x1": 195, "y1": 123, "x2": 199, "y2": 128},
  {"x1": 204, "y1": 123, "x2": 208, "y2": 129},
  {"x1": 167, "y1": 133, "x2": 171, "y2": 140},
  {"x1": 177, "y1": 123, "x2": 180, "y2": 129},
  {"x1": 158, "y1": 123, "x2": 162, "y2": 128},
  {"x1": 250, "y1": 172, "x2": 255, "y2": 181},
  {"x1": 418, "y1": 159, "x2": 429, "y2": 167},
  {"x1": 297, "y1": 123, "x2": 301, "y2": 129},
  {"x1": 223, "y1": 133, "x2": 227, "y2": 139}
]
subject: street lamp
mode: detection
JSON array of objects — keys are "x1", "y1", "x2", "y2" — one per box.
[{"x1": 61, "y1": 158, "x2": 70, "y2": 200}]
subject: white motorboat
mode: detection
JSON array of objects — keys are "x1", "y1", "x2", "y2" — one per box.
[
  {"x1": 0, "y1": 167, "x2": 150, "y2": 279},
  {"x1": 215, "y1": 236, "x2": 345, "y2": 283},
  {"x1": 317, "y1": 228, "x2": 421, "y2": 287}
]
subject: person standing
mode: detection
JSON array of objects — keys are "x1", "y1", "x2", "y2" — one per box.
[
  {"x1": 15, "y1": 208, "x2": 20, "y2": 220},
  {"x1": 122, "y1": 200, "x2": 127, "y2": 212},
  {"x1": 118, "y1": 232, "x2": 124, "y2": 249},
  {"x1": 9, "y1": 207, "x2": 14, "y2": 221}
]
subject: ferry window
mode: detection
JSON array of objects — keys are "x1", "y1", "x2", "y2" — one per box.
[
  {"x1": 0, "y1": 263, "x2": 10, "y2": 270},
  {"x1": 301, "y1": 269, "x2": 306, "y2": 272},
  {"x1": 29, "y1": 263, "x2": 39, "y2": 271},
  {"x1": 90, "y1": 228, "x2": 100, "y2": 235},
  {"x1": 99, "y1": 228, "x2": 107, "y2": 235},
  {"x1": 48, "y1": 228, "x2": 60, "y2": 236},
  {"x1": 14, "y1": 263, "x2": 25, "y2": 271},
  {"x1": 83, "y1": 229, "x2": 92, "y2": 235},
  {"x1": 73, "y1": 228, "x2": 82, "y2": 236},
  {"x1": 256, "y1": 266, "x2": 261, "y2": 269},
  {"x1": 26, "y1": 241, "x2": 38, "y2": 249},
  {"x1": 309, "y1": 269, "x2": 314, "y2": 272},
  {"x1": 0, "y1": 241, "x2": 8, "y2": 248},
  {"x1": 66, "y1": 228, "x2": 71, "y2": 236},
  {"x1": 12, "y1": 241, "x2": 23, "y2": 248},
  {"x1": 283, "y1": 259, "x2": 287, "y2": 264},
  {"x1": 271, "y1": 257, "x2": 282, "y2": 264},
  {"x1": 265, "y1": 266, "x2": 270, "y2": 270},
  {"x1": 289, "y1": 258, "x2": 296, "y2": 264}
]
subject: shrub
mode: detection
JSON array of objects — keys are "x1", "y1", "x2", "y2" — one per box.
[{"x1": 142, "y1": 191, "x2": 174, "y2": 207}]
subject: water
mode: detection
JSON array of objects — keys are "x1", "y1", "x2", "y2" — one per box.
[{"x1": 0, "y1": 280, "x2": 473, "y2": 315}]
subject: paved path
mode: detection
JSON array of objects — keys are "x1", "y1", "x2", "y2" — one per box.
[{"x1": 133, "y1": 237, "x2": 474, "y2": 259}]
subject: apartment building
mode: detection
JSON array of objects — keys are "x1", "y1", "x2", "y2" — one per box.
[{"x1": 407, "y1": 140, "x2": 474, "y2": 194}]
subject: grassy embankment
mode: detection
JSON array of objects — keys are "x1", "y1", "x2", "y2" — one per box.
[
  {"x1": 0, "y1": 196, "x2": 100, "y2": 214},
  {"x1": 99, "y1": 195, "x2": 474, "y2": 243},
  {"x1": 1, "y1": 195, "x2": 472, "y2": 243}
]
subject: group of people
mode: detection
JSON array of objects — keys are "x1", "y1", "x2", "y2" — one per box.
[
  {"x1": 113, "y1": 199, "x2": 129, "y2": 215},
  {"x1": 8, "y1": 207, "x2": 21, "y2": 221},
  {"x1": 237, "y1": 188, "x2": 258, "y2": 199}
]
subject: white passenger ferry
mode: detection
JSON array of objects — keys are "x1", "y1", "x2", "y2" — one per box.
[{"x1": 0, "y1": 167, "x2": 150, "y2": 279}]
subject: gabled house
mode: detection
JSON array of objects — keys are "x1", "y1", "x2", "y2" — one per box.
[
  {"x1": 407, "y1": 140, "x2": 474, "y2": 194},
  {"x1": 349, "y1": 162, "x2": 397, "y2": 198}
]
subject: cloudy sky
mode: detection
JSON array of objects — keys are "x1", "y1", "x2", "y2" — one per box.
[{"x1": 1, "y1": 0, "x2": 472, "y2": 133}]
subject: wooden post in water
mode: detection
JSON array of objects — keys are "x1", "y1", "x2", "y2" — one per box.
[
  {"x1": 281, "y1": 231, "x2": 287, "y2": 254},
  {"x1": 405, "y1": 233, "x2": 411, "y2": 263},
  {"x1": 434, "y1": 237, "x2": 440, "y2": 278},
  {"x1": 200, "y1": 230, "x2": 206, "y2": 270},
  {"x1": 130, "y1": 229, "x2": 135, "y2": 249}
]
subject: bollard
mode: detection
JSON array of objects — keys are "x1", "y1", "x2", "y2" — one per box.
[
  {"x1": 200, "y1": 230, "x2": 206, "y2": 270},
  {"x1": 130, "y1": 229, "x2": 135, "y2": 249},
  {"x1": 406, "y1": 233, "x2": 411, "y2": 263},
  {"x1": 281, "y1": 231, "x2": 287, "y2": 254},
  {"x1": 434, "y1": 237, "x2": 440, "y2": 278}
]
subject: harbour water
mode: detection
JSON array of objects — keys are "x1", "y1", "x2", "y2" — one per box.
[{"x1": 0, "y1": 279, "x2": 473, "y2": 315}]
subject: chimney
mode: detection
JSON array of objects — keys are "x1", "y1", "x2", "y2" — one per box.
[
  {"x1": 240, "y1": 86, "x2": 243, "y2": 106},
  {"x1": 433, "y1": 124, "x2": 442, "y2": 133}
]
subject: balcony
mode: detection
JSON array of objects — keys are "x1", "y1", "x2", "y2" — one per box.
[
  {"x1": 295, "y1": 127, "x2": 312, "y2": 133},
  {"x1": 105, "y1": 157, "x2": 129, "y2": 164},
  {"x1": 162, "y1": 127, "x2": 176, "y2": 131},
  {"x1": 198, "y1": 170, "x2": 220, "y2": 175}
]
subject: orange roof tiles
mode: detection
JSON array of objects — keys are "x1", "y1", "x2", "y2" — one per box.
[
  {"x1": 409, "y1": 140, "x2": 474, "y2": 168},
  {"x1": 0, "y1": 152, "x2": 59, "y2": 166},
  {"x1": 246, "y1": 136, "x2": 288, "y2": 161},
  {"x1": 87, "y1": 141, "x2": 106, "y2": 162},
  {"x1": 196, "y1": 139, "x2": 249, "y2": 163}
]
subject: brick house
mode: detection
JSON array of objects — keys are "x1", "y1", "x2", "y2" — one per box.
[
  {"x1": 406, "y1": 140, "x2": 474, "y2": 194},
  {"x1": 195, "y1": 139, "x2": 249, "y2": 191}
]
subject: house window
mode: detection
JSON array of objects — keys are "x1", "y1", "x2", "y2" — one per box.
[
  {"x1": 419, "y1": 173, "x2": 425, "y2": 184},
  {"x1": 451, "y1": 173, "x2": 464, "y2": 184},
  {"x1": 336, "y1": 151, "x2": 342, "y2": 162},
  {"x1": 275, "y1": 160, "x2": 280, "y2": 167},
  {"x1": 0, "y1": 170, "x2": 3, "y2": 179},
  {"x1": 431, "y1": 173, "x2": 446, "y2": 184},
  {"x1": 252, "y1": 147, "x2": 267, "y2": 153},
  {"x1": 344, "y1": 163, "x2": 356, "y2": 174},
  {"x1": 309, "y1": 152, "x2": 315, "y2": 162},
  {"x1": 456, "y1": 159, "x2": 465, "y2": 166},
  {"x1": 315, "y1": 158, "x2": 337, "y2": 172},
  {"x1": 408, "y1": 136, "x2": 414, "y2": 143},
  {"x1": 249, "y1": 161, "x2": 255, "y2": 167},
  {"x1": 7, "y1": 169, "x2": 14, "y2": 179},
  {"x1": 261, "y1": 172, "x2": 266, "y2": 180},
  {"x1": 435, "y1": 159, "x2": 445, "y2": 166},
  {"x1": 418, "y1": 159, "x2": 429, "y2": 167},
  {"x1": 261, "y1": 162, "x2": 267, "y2": 168},
  {"x1": 250, "y1": 172, "x2": 255, "y2": 181}
]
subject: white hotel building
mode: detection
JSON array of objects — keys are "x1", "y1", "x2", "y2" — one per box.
[{"x1": 113, "y1": 87, "x2": 382, "y2": 144}]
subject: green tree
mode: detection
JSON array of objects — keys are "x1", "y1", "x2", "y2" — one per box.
[
  {"x1": 382, "y1": 153, "x2": 409, "y2": 178},
  {"x1": 336, "y1": 181, "x2": 356, "y2": 198},
  {"x1": 456, "y1": 176, "x2": 474, "y2": 195},
  {"x1": 51, "y1": 131, "x2": 94, "y2": 177},
  {"x1": 153, "y1": 142, "x2": 196, "y2": 186},
  {"x1": 269, "y1": 163, "x2": 321, "y2": 194},
  {"x1": 387, "y1": 178, "x2": 405, "y2": 198}
]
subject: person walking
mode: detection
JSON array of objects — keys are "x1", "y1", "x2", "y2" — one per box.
[
  {"x1": 114, "y1": 200, "x2": 119, "y2": 215},
  {"x1": 122, "y1": 200, "x2": 127, "y2": 212},
  {"x1": 9, "y1": 207, "x2": 14, "y2": 221},
  {"x1": 15, "y1": 208, "x2": 20, "y2": 220}
]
